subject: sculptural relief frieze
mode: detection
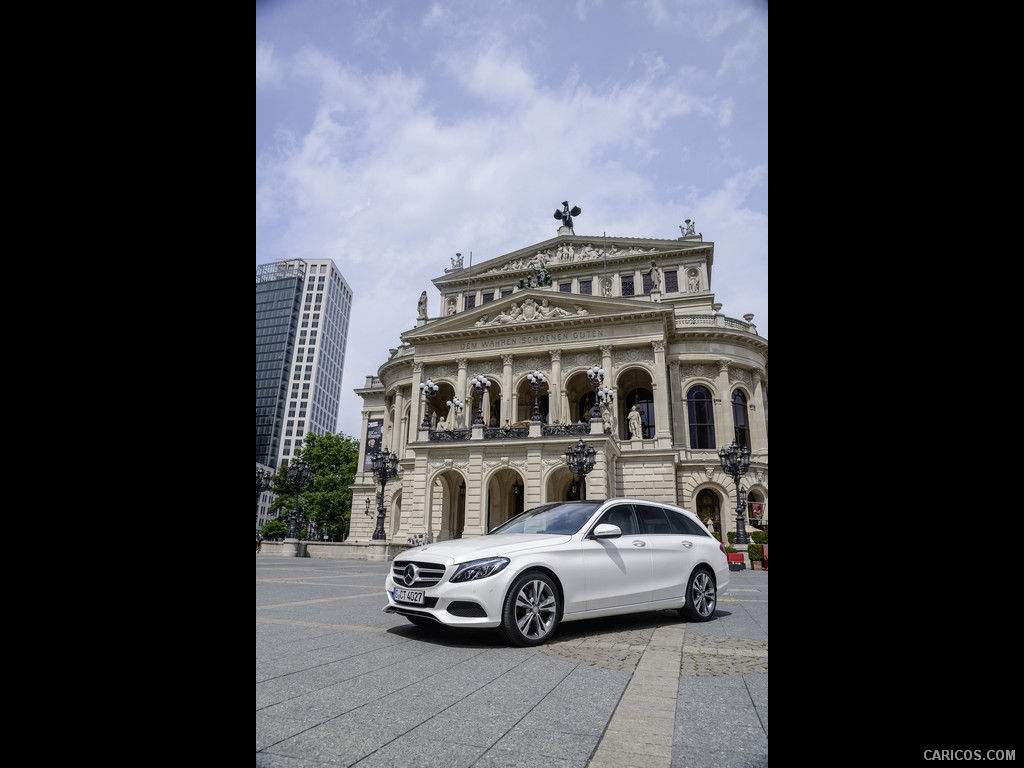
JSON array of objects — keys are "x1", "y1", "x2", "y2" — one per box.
[
  {"x1": 483, "y1": 244, "x2": 661, "y2": 274},
  {"x1": 474, "y1": 298, "x2": 587, "y2": 327}
]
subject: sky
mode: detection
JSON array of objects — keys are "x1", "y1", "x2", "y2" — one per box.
[{"x1": 257, "y1": 0, "x2": 768, "y2": 440}]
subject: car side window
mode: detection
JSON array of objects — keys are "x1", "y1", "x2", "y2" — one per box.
[
  {"x1": 664, "y1": 509, "x2": 710, "y2": 536},
  {"x1": 636, "y1": 504, "x2": 672, "y2": 535},
  {"x1": 598, "y1": 505, "x2": 639, "y2": 536}
]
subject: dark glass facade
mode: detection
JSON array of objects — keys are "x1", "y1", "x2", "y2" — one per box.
[{"x1": 256, "y1": 262, "x2": 305, "y2": 467}]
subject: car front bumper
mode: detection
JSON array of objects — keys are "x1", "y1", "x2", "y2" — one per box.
[{"x1": 383, "y1": 566, "x2": 516, "y2": 629}]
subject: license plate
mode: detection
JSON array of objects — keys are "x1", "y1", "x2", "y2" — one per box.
[{"x1": 393, "y1": 587, "x2": 424, "y2": 604}]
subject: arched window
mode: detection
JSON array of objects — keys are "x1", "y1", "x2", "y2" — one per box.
[
  {"x1": 624, "y1": 387, "x2": 654, "y2": 439},
  {"x1": 687, "y1": 385, "x2": 716, "y2": 449},
  {"x1": 732, "y1": 390, "x2": 750, "y2": 448}
]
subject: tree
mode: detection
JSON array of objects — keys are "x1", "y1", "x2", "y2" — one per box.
[
  {"x1": 260, "y1": 518, "x2": 288, "y2": 541},
  {"x1": 290, "y1": 432, "x2": 360, "y2": 541}
]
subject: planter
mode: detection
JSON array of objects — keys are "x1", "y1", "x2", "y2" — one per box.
[
  {"x1": 752, "y1": 560, "x2": 763, "y2": 570},
  {"x1": 727, "y1": 552, "x2": 746, "y2": 571}
]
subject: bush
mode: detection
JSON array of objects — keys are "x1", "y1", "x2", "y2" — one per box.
[
  {"x1": 751, "y1": 530, "x2": 768, "y2": 545},
  {"x1": 748, "y1": 543, "x2": 763, "y2": 560}
]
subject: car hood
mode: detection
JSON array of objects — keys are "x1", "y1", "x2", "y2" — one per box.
[{"x1": 400, "y1": 534, "x2": 569, "y2": 563}]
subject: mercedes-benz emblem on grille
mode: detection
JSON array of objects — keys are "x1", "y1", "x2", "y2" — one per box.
[{"x1": 403, "y1": 563, "x2": 420, "y2": 586}]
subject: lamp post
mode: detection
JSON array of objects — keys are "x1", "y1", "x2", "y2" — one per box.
[
  {"x1": 564, "y1": 438, "x2": 597, "y2": 500},
  {"x1": 526, "y1": 370, "x2": 548, "y2": 422},
  {"x1": 446, "y1": 397, "x2": 464, "y2": 427},
  {"x1": 587, "y1": 365, "x2": 606, "y2": 418},
  {"x1": 420, "y1": 378, "x2": 439, "y2": 429},
  {"x1": 286, "y1": 459, "x2": 314, "y2": 539},
  {"x1": 256, "y1": 467, "x2": 273, "y2": 501},
  {"x1": 470, "y1": 374, "x2": 491, "y2": 425},
  {"x1": 719, "y1": 441, "x2": 752, "y2": 545},
  {"x1": 370, "y1": 447, "x2": 400, "y2": 540}
]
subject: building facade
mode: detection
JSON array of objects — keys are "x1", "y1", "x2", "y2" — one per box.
[
  {"x1": 256, "y1": 259, "x2": 353, "y2": 472},
  {"x1": 350, "y1": 225, "x2": 767, "y2": 544}
]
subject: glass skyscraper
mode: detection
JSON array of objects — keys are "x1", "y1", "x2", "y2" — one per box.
[{"x1": 256, "y1": 259, "x2": 352, "y2": 469}]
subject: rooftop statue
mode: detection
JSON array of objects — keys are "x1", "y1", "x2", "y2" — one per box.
[{"x1": 553, "y1": 201, "x2": 581, "y2": 230}]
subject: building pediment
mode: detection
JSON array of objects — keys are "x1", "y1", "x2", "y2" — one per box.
[{"x1": 402, "y1": 290, "x2": 672, "y2": 346}]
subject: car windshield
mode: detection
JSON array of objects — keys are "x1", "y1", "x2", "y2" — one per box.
[{"x1": 488, "y1": 501, "x2": 602, "y2": 536}]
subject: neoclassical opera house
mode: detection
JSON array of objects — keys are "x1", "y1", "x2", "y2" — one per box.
[{"x1": 350, "y1": 217, "x2": 768, "y2": 545}]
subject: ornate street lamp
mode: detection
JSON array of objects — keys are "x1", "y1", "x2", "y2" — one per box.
[
  {"x1": 470, "y1": 374, "x2": 491, "y2": 425},
  {"x1": 564, "y1": 438, "x2": 597, "y2": 500},
  {"x1": 447, "y1": 397, "x2": 464, "y2": 427},
  {"x1": 420, "y1": 378, "x2": 439, "y2": 429},
  {"x1": 256, "y1": 467, "x2": 273, "y2": 501},
  {"x1": 526, "y1": 370, "x2": 548, "y2": 422},
  {"x1": 370, "y1": 447, "x2": 400, "y2": 540},
  {"x1": 286, "y1": 459, "x2": 314, "y2": 539},
  {"x1": 719, "y1": 441, "x2": 752, "y2": 545},
  {"x1": 587, "y1": 365, "x2": 606, "y2": 418}
]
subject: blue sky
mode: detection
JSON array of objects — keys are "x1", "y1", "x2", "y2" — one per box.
[{"x1": 257, "y1": 0, "x2": 768, "y2": 439}]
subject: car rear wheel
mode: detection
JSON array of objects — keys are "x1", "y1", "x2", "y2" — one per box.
[
  {"x1": 680, "y1": 568, "x2": 717, "y2": 622},
  {"x1": 500, "y1": 571, "x2": 559, "y2": 646}
]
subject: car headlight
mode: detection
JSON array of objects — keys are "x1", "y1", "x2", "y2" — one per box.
[{"x1": 450, "y1": 557, "x2": 510, "y2": 583}]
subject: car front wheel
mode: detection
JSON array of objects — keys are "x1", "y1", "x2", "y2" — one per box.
[
  {"x1": 500, "y1": 571, "x2": 560, "y2": 646},
  {"x1": 680, "y1": 568, "x2": 717, "y2": 622}
]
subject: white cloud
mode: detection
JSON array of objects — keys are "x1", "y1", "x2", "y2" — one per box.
[{"x1": 257, "y1": 0, "x2": 767, "y2": 438}]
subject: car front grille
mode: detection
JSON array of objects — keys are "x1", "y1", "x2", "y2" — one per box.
[{"x1": 392, "y1": 560, "x2": 447, "y2": 588}]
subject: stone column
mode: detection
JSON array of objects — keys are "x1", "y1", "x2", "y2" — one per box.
[
  {"x1": 457, "y1": 357, "x2": 469, "y2": 427},
  {"x1": 715, "y1": 359, "x2": 732, "y2": 444},
  {"x1": 549, "y1": 349, "x2": 562, "y2": 424},
  {"x1": 501, "y1": 354, "x2": 514, "y2": 425},
  {"x1": 750, "y1": 367, "x2": 768, "y2": 455},
  {"x1": 393, "y1": 386, "x2": 406, "y2": 457},
  {"x1": 652, "y1": 340, "x2": 671, "y2": 441},
  {"x1": 411, "y1": 361, "x2": 425, "y2": 439}
]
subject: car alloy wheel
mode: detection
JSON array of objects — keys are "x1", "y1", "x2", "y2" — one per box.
[
  {"x1": 501, "y1": 571, "x2": 559, "y2": 646},
  {"x1": 681, "y1": 568, "x2": 717, "y2": 622}
]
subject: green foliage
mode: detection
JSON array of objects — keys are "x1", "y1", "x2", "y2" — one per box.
[
  {"x1": 261, "y1": 518, "x2": 288, "y2": 540},
  {"x1": 751, "y1": 530, "x2": 768, "y2": 545},
  {"x1": 292, "y1": 432, "x2": 360, "y2": 541},
  {"x1": 747, "y1": 543, "x2": 763, "y2": 560}
]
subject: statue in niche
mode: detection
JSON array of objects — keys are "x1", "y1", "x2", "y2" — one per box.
[
  {"x1": 648, "y1": 262, "x2": 662, "y2": 291},
  {"x1": 628, "y1": 406, "x2": 643, "y2": 440}
]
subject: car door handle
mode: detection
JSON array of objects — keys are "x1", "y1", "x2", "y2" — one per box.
[
  {"x1": 632, "y1": 540, "x2": 646, "y2": 547},
  {"x1": 681, "y1": 541, "x2": 693, "y2": 549}
]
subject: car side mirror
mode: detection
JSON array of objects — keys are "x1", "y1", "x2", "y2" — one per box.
[{"x1": 592, "y1": 523, "x2": 622, "y2": 539}]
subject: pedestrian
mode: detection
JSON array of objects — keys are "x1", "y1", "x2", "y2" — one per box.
[{"x1": 256, "y1": 532, "x2": 263, "y2": 553}]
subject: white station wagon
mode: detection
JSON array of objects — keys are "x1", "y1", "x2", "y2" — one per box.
[{"x1": 384, "y1": 498, "x2": 730, "y2": 646}]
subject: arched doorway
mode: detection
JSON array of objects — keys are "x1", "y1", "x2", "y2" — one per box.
[
  {"x1": 695, "y1": 488, "x2": 721, "y2": 537},
  {"x1": 389, "y1": 489, "x2": 403, "y2": 538},
  {"x1": 429, "y1": 469, "x2": 467, "y2": 541},
  {"x1": 546, "y1": 464, "x2": 577, "y2": 501},
  {"x1": 487, "y1": 468, "x2": 524, "y2": 530}
]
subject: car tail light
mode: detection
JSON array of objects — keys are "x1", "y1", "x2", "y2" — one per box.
[{"x1": 719, "y1": 542, "x2": 727, "y2": 555}]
